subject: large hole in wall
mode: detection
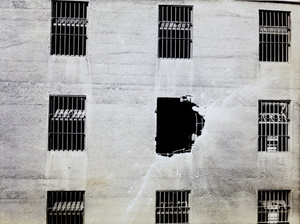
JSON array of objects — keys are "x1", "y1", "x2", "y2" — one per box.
[{"x1": 155, "y1": 95, "x2": 205, "y2": 157}]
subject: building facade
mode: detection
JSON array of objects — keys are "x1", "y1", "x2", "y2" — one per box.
[{"x1": 0, "y1": 0, "x2": 300, "y2": 223}]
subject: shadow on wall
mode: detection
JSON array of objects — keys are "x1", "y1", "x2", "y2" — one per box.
[{"x1": 155, "y1": 95, "x2": 205, "y2": 157}]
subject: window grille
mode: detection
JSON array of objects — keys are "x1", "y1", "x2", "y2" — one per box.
[
  {"x1": 258, "y1": 190, "x2": 290, "y2": 224},
  {"x1": 49, "y1": 95, "x2": 86, "y2": 151},
  {"x1": 258, "y1": 100, "x2": 290, "y2": 152},
  {"x1": 158, "y1": 5, "x2": 193, "y2": 59},
  {"x1": 259, "y1": 10, "x2": 290, "y2": 62},
  {"x1": 47, "y1": 191, "x2": 85, "y2": 224},
  {"x1": 51, "y1": 1, "x2": 88, "y2": 56},
  {"x1": 156, "y1": 190, "x2": 190, "y2": 224}
]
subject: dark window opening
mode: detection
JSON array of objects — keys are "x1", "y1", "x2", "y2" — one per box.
[
  {"x1": 259, "y1": 10, "x2": 290, "y2": 62},
  {"x1": 47, "y1": 191, "x2": 85, "y2": 224},
  {"x1": 51, "y1": 1, "x2": 88, "y2": 56},
  {"x1": 258, "y1": 190, "x2": 290, "y2": 224},
  {"x1": 156, "y1": 190, "x2": 190, "y2": 224},
  {"x1": 156, "y1": 96, "x2": 205, "y2": 157},
  {"x1": 49, "y1": 95, "x2": 86, "y2": 151},
  {"x1": 258, "y1": 100, "x2": 290, "y2": 152},
  {"x1": 158, "y1": 5, "x2": 193, "y2": 59}
]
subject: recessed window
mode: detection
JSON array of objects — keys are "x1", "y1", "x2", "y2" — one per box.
[
  {"x1": 158, "y1": 5, "x2": 193, "y2": 59},
  {"x1": 259, "y1": 10, "x2": 290, "y2": 62},
  {"x1": 156, "y1": 190, "x2": 190, "y2": 224},
  {"x1": 51, "y1": 1, "x2": 88, "y2": 56},
  {"x1": 48, "y1": 95, "x2": 86, "y2": 151},
  {"x1": 47, "y1": 191, "x2": 85, "y2": 224},
  {"x1": 258, "y1": 100, "x2": 290, "y2": 152},
  {"x1": 258, "y1": 190, "x2": 290, "y2": 224},
  {"x1": 156, "y1": 96, "x2": 205, "y2": 157}
]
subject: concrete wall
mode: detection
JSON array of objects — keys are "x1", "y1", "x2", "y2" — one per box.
[{"x1": 0, "y1": 0, "x2": 299, "y2": 223}]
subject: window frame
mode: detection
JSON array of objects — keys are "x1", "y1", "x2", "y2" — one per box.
[
  {"x1": 47, "y1": 190, "x2": 85, "y2": 224},
  {"x1": 258, "y1": 100, "x2": 290, "y2": 152},
  {"x1": 48, "y1": 95, "x2": 86, "y2": 151},
  {"x1": 257, "y1": 190, "x2": 290, "y2": 224},
  {"x1": 155, "y1": 190, "x2": 191, "y2": 224},
  {"x1": 50, "y1": 0, "x2": 89, "y2": 56},
  {"x1": 259, "y1": 10, "x2": 291, "y2": 62},
  {"x1": 158, "y1": 5, "x2": 193, "y2": 59}
]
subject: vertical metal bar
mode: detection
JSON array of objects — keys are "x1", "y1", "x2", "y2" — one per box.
[
  {"x1": 55, "y1": 1, "x2": 58, "y2": 55},
  {"x1": 284, "y1": 12, "x2": 286, "y2": 62},
  {"x1": 78, "y1": 3, "x2": 81, "y2": 55},
  {"x1": 80, "y1": 97, "x2": 82, "y2": 150},
  {"x1": 259, "y1": 101, "x2": 261, "y2": 151},
  {"x1": 68, "y1": 2, "x2": 71, "y2": 56},
  {"x1": 82, "y1": 3, "x2": 85, "y2": 56},
  {"x1": 63, "y1": 2, "x2": 66, "y2": 55},
  {"x1": 72, "y1": 3, "x2": 75, "y2": 55},
  {"x1": 59, "y1": 2, "x2": 62, "y2": 55},
  {"x1": 266, "y1": 11, "x2": 268, "y2": 61},
  {"x1": 262, "y1": 11, "x2": 264, "y2": 61},
  {"x1": 187, "y1": 7, "x2": 190, "y2": 58},
  {"x1": 165, "y1": 6, "x2": 168, "y2": 58},
  {"x1": 281, "y1": 12, "x2": 283, "y2": 62},
  {"x1": 160, "y1": 6, "x2": 162, "y2": 58},
  {"x1": 286, "y1": 102, "x2": 288, "y2": 151},
  {"x1": 190, "y1": 7, "x2": 193, "y2": 59},
  {"x1": 51, "y1": 97, "x2": 53, "y2": 151},
  {"x1": 56, "y1": 97, "x2": 59, "y2": 150},
  {"x1": 276, "y1": 12, "x2": 279, "y2": 62},
  {"x1": 174, "y1": 7, "x2": 177, "y2": 58},
  {"x1": 183, "y1": 7, "x2": 185, "y2": 59},
  {"x1": 170, "y1": 7, "x2": 172, "y2": 58}
]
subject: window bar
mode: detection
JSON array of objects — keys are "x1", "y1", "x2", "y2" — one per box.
[
  {"x1": 183, "y1": 8, "x2": 186, "y2": 59},
  {"x1": 188, "y1": 7, "x2": 191, "y2": 58},
  {"x1": 190, "y1": 7, "x2": 192, "y2": 59},
  {"x1": 63, "y1": 2, "x2": 66, "y2": 55},
  {"x1": 172, "y1": 7, "x2": 178, "y2": 58},
  {"x1": 72, "y1": 2, "x2": 75, "y2": 56},
  {"x1": 82, "y1": 2, "x2": 85, "y2": 56},
  {"x1": 54, "y1": 1, "x2": 58, "y2": 55},
  {"x1": 58, "y1": 2, "x2": 61, "y2": 55},
  {"x1": 278, "y1": 102, "x2": 281, "y2": 152},
  {"x1": 66, "y1": 96, "x2": 69, "y2": 150},
  {"x1": 78, "y1": 2, "x2": 81, "y2": 56},
  {"x1": 75, "y1": 97, "x2": 78, "y2": 151},
  {"x1": 79, "y1": 96, "x2": 82, "y2": 151},
  {"x1": 278, "y1": 12, "x2": 280, "y2": 62},
  {"x1": 260, "y1": 11, "x2": 262, "y2": 61},
  {"x1": 166, "y1": 7, "x2": 168, "y2": 58},
  {"x1": 71, "y1": 97, "x2": 74, "y2": 151},
  {"x1": 179, "y1": 7, "x2": 181, "y2": 59},
  {"x1": 188, "y1": 7, "x2": 190, "y2": 59},
  {"x1": 259, "y1": 101, "x2": 262, "y2": 151},
  {"x1": 285, "y1": 12, "x2": 288, "y2": 62},
  {"x1": 160, "y1": 6, "x2": 163, "y2": 58},
  {"x1": 68, "y1": 1, "x2": 71, "y2": 56},
  {"x1": 57, "y1": 96, "x2": 60, "y2": 150},
  {"x1": 171, "y1": 6, "x2": 173, "y2": 58}
]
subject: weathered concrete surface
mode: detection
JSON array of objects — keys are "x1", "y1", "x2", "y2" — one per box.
[{"x1": 0, "y1": 0, "x2": 299, "y2": 223}]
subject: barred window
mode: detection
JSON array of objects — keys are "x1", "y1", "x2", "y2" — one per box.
[
  {"x1": 259, "y1": 10, "x2": 290, "y2": 62},
  {"x1": 158, "y1": 5, "x2": 193, "y2": 59},
  {"x1": 258, "y1": 100, "x2": 290, "y2": 152},
  {"x1": 51, "y1": 1, "x2": 88, "y2": 56},
  {"x1": 156, "y1": 190, "x2": 190, "y2": 224},
  {"x1": 258, "y1": 190, "x2": 290, "y2": 224},
  {"x1": 49, "y1": 95, "x2": 86, "y2": 151},
  {"x1": 47, "y1": 191, "x2": 85, "y2": 224}
]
